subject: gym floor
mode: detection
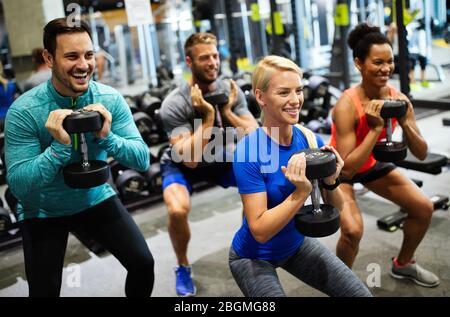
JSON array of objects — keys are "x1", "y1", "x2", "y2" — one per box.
[{"x1": 0, "y1": 50, "x2": 449, "y2": 297}]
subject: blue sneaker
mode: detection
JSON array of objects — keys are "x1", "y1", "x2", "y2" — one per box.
[{"x1": 175, "y1": 265, "x2": 196, "y2": 296}]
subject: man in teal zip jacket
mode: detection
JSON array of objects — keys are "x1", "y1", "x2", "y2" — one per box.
[{"x1": 4, "y1": 18, "x2": 154, "y2": 297}]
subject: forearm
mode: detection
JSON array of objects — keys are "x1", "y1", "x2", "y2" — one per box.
[
  {"x1": 402, "y1": 123, "x2": 427, "y2": 160},
  {"x1": 97, "y1": 132, "x2": 149, "y2": 171},
  {"x1": 7, "y1": 141, "x2": 72, "y2": 201},
  {"x1": 322, "y1": 187, "x2": 345, "y2": 212},
  {"x1": 222, "y1": 110, "x2": 258, "y2": 132},
  {"x1": 175, "y1": 113, "x2": 215, "y2": 168},
  {"x1": 342, "y1": 129, "x2": 381, "y2": 178},
  {"x1": 251, "y1": 189, "x2": 310, "y2": 243}
]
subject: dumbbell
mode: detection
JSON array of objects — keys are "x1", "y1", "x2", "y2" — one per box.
[
  {"x1": 203, "y1": 91, "x2": 229, "y2": 129},
  {"x1": 157, "y1": 144, "x2": 171, "y2": 162},
  {"x1": 236, "y1": 79, "x2": 261, "y2": 119},
  {"x1": 133, "y1": 111, "x2": 160, "y2": 145},
  {"x1": 4, "y1": 186, "x2": 18, "y2": 220},
  {"x1": 62, "y1": 109, "x2": 110, "y2": 189},
  {"x1": 0, "y1": 207, "x2": 11, "y2": 236},
  {"x1": 142, "y1": 162, "x2": 163, "y2": 194},
  {"x1": 139, "y1": 92, "x2": 162, "y2": 118},
  {"x1": 294, "y1": 149, "x2": 340, "y2": 237},
  {"x1": 123, "y1": 95, "x2": 140, "y2": 114},
  {"x1": 0, "y1": 133, "x2": 6, "y2": 185},
  {"x1": 109, "y1": 160, "x2": 146, "y2": 200},
  {"x1": 0, "y1": 191, "x2": 13, "y2": 236},
  {"x1": 153, "y1": 109, "x2": 168, "y2": 143},
  {"x1": 372, "y1": 100, "x2": 407, "y2": 162}
]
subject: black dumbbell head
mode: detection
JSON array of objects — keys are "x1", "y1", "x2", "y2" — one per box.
[
  {"x1": 373, "y1": 141, "x2": 407, "y2": 162},
  {"x1": 236, "y1": 79, "x2": 252, "y2": 93},
  {"x1": 157, "y1": 144, "x2": 171, "y2": 162},
  {"x1": 109, "y1": 160, "x2": 127, "y2": 181},
  {"x1": 124, "y1": 95, "x2": 140, "y2": 114},
  {"x1": 380, "y1": 100, "x2": 407, "y2": 118},
  {"x1": 294, "y1": 149, "x2": 336, "y2": 179},
  {"x1": 142, "y1": 162, "x2": 162, "y2": 193},
  {"x1": 63, "y1": 160, "x2": 110, "y2": 188},
  {"x1": 245, "y1": 91, "x2": 261, "y2": 119},
  {"x1": 0, "y1": 207, "x2": 12, "y2": 235},
  {"x1": 115, "y1": 169, "x2": 146, "y2": 200},
  {"x1": 4, "y1": 187, "x2": 18, "y2": 214},
  {"x1": 140, "y1": 93, "x2": 162, "y2": 117},
  {"x1": 295, "y1": 204, "x2": 340, "y2": 237},
  {"x1": 203, "y1": 92, "x2": 229, "y2": 107},
  {"x1": 63, "y1": 110, "x2": 104, "y2": 134},
  {"x1": 133, "y1": 111, "x2": 160, "y2": 145}
]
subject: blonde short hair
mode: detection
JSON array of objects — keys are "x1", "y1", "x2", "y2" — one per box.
[
  {"x1": 184, "y1": 32, "x2": 217, "y2": 58},
  {"x1": 252, "y1": 55, "x2": 302, "y2": 94}
]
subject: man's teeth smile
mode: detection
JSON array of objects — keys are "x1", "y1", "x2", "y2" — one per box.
[{"x1": 73, "y1": 73, "x2": 88, "y2": 79}]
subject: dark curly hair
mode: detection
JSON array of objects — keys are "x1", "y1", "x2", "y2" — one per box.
[{"x1": 347, "y1": 23, "x2": 391, "y2": 61}]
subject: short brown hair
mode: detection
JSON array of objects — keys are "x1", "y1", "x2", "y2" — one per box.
[
  {"x1": 43, "y1": 17, "x2": 92, "y2": 56},
  {"x1": 184, "y1": 32, "x2": 217, "y2": 58},
  {"x1": 31, "y1": 48, "x2": 45, "y2": 66}
]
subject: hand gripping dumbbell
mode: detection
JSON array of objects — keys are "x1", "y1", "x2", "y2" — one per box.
[
  {"x1": 372, "y1": 100, "x2": 407, "y2": 162},
  {"x1": 203, "y1": 91, "x2": 229, "y2": 129},
  {"x1": 294, "y1": 149, "x2": 340, "y2": 237},
  {"x1": 62, "y1": 109, "x2": 110, "y2": 188}
]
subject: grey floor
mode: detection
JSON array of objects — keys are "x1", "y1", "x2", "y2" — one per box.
[{"x1": 1, "y1": 46, "x2": 450, "y2": 297}]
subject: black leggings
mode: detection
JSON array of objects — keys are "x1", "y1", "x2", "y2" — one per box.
[{"x1": 20, "y1": 196, "x2": 154, "y2": 297}]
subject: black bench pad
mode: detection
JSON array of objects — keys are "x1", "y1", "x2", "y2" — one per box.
[{"x1": 396, "y1": 151, "x2": 447, "y2": 174}]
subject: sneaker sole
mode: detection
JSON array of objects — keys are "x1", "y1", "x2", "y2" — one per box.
[
  {"x1": 177, "y1": 287, "x2": 197, "y2": 297},
  {"x1": 389, "y1": 271, "x2": 440, "y2": 288}
]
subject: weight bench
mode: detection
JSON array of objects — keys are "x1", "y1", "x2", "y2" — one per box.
[
  {"x1": 395, "y1": 151, "x2": 447, "y2": 175},
  {"x1": 377, "y1": 151, "x2": 449, "y2": 232}
]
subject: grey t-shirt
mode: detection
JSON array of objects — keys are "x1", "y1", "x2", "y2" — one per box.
[
  {"x1": 160, "y1": 79, "x2": 250, "y2": 138},
  {"x1": 23, "y1": 69, "x2": 52, "y2": 92}
]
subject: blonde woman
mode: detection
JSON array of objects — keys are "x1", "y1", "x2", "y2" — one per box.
[{"x1": 229, "y1": 55, "x2": 371, "y2": 297}]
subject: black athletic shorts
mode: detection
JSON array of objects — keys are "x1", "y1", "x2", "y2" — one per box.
[{"x1": 341, "y1": 162, "x2": 396, "y2": 185}]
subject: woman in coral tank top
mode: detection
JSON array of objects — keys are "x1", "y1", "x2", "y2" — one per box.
[{"x1": 329, "y1": 23, "x2": 439, "y2": 288}]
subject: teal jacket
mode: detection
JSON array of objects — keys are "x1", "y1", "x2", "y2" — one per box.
[{"x1": 5, "y1": 80, "x2": 149, "y2": 221}]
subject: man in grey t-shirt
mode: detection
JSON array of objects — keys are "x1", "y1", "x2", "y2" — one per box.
[
  {"x1": 23, "y1": 48, "x2": 52, "y2": 92},
  {"x1": 159, "y1": 32, "x2": 258, "y2": 297}
]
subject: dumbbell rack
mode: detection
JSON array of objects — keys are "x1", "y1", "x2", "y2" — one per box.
[{"x1": 0, "y1": 228, "x2": 21, "y2": 252}]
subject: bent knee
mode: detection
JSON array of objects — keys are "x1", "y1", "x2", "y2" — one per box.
[
  {"x1": 405, "y1": 199, "x2": 434, "y2": 220},
  {"x1": 126, "y1": 249, "x2": 155, "y2": 272},
  {"x1": 167, "y1": 203, "x2": 190, "y2": 219},
  {"x1": 164, "y1": 187, "x2": 191, "y2": 217},
  {"x1": 340, "y1": 225, "x2": 363, "y2": 244},
  {"x1": 138, "y1": 253, "x2": 155, "y2": 271}
]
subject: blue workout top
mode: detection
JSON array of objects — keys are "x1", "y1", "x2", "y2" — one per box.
[
  {"x1": 0, "y1": 81, "x2": 17, "y2": 119},
  {"x1": 5, "y1": 80, "x2": 149, "y2": 221},
  {"x1": 232, "y1": 126, "x2": 324, "y2": 261}
]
